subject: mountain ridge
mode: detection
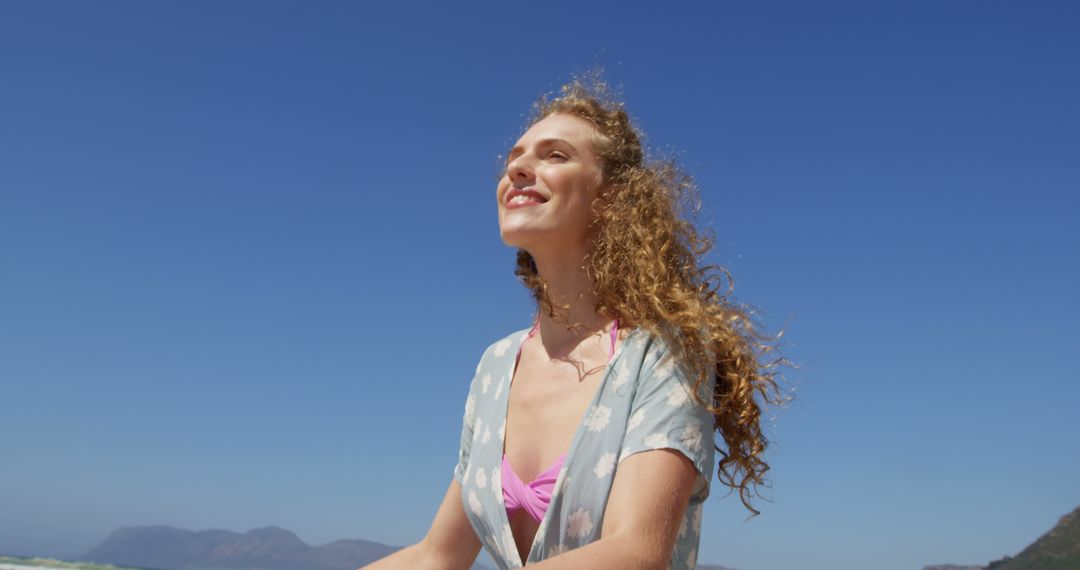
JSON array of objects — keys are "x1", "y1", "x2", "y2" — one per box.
[
  {"x1": 80, "y1": 524, "x2": 741, "y2": 570},
  {"x1": 925, "y1": 503, "x2": 1080, "y2": 570},
  {"x1": 985, "y1": 503, "x2": 1080, "y2": 570},
  {"x1": 83, "y1": 524, "x2": 483, "y2": 570}
]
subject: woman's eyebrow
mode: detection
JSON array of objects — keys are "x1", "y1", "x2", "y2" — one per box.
[{"x1": 506, "y1": 138, "x2": 578, "y2": 162}]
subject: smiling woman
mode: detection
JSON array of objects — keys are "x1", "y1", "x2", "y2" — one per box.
[
  {"x1": 361, "y1": 67, "x2": 793, "y2": 570},
  {"x1": 496, "y1": 113, "x2": 607, "y2": 263}
]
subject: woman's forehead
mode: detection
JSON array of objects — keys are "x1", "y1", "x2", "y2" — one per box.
[{"x1": 517, "y1": 113, "x2": 597, "y2": 146}]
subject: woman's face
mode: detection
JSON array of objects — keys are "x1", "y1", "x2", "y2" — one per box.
[{"x1": 497, "y1": 113, "x2": 606, "y2": 253}]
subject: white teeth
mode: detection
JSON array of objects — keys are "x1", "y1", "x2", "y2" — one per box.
[{"x1": 509, "y1": 194, "x2": 543, "y2": 205}]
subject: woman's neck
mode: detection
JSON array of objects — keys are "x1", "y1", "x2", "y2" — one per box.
[{"x1": 529, "y1": 248, "x2": 615, "y2": 358}]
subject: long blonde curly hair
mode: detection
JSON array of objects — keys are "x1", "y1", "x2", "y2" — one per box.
[{"x1": 495, "y1": 67, "x2": 796, "y2": 517}]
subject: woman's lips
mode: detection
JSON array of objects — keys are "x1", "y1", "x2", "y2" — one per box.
[
  {"x1": 506, "y1": 197, "x2": 545, "y2": 209},
  {"x1": 505, "y1": 187, "x2": 548, "y2": 207}
]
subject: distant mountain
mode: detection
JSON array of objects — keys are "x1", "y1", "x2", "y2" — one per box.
[
  {"x1": 924, "y1": 503, "x2": 1080, "y2": 570},
  {"x1": 82, "y1": 525, "x2": 492, "y2": 570},
  {"x1": 986, "y1": 503, "x2": 1080, "y2": 570}
]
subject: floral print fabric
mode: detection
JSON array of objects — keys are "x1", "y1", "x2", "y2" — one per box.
[{"x1": 453, "y1": 325, "x2": 716, "y2": 569}]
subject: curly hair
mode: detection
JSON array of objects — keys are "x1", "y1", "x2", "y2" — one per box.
[{"x1": 494, "y1": 66, "x2": 796, "y2": 517}]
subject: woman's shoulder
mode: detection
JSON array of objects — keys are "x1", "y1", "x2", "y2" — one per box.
[
  {"x1": 621, "y1": 324, "x2": 708, "y2": 384},
  {"x1": 472, "y1": 325, "x2": 533, "y2": 368}
]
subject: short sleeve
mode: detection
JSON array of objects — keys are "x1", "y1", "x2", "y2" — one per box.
[
  {"x1": 618, "y1": 342, "x2": 717, "y2": 504},
  {"x1": 453, "y1": 354, "x2": 484, "y2": 485}
]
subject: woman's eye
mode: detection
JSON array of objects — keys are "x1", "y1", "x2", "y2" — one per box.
[{"x1": 549, "y1": 152, "x2": 568, "y2": 161}]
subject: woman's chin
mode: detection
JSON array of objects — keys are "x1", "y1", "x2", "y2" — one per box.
[{"x1": 499, "y1": 226, "x2": 546, "y2": 249}]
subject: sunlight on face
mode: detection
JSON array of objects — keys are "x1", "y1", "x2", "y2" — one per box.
[{"x1": 496, "y1": 113, "x2": 606, "y2": 254}]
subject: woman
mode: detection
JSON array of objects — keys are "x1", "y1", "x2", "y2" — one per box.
[{"x1": 364, "y1": 69, "x2": 790, "y2": 570}]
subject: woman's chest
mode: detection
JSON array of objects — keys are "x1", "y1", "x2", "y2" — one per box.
[
  {"x1": 502, "y1": 354, "x2": 607, "y2": 482},
  {"x1": 500, "y1": 344, "x2": 613, "y2": 563},
  {"x1": 462, "y1": 327, "x2": 649, "y2": 568}
]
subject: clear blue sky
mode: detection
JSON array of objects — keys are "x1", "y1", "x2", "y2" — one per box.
[{"x1": 1, "y1": 2, "x2": 1077, "y2": 569}]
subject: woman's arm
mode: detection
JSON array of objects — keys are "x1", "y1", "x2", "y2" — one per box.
[
  {"x1": 358, "y1": 542, "x2": 425, "y2": 570},
  {"x1": 526, "y1": 448, "x2": 698, "y2": 570},
  {"x1": 359, "y1": 478, "x2": 483, "y2": 570}
]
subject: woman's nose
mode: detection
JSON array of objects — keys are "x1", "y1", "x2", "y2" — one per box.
[{"x1": 505, "y1": 154, "x2": 535, "y2": 183}]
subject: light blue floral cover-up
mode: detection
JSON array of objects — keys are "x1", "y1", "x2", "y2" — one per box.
[{"x1": 454, "y1": 324, "x2": 717, "y2": 569}]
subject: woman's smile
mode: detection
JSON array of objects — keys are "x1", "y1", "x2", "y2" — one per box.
[
  {"x1": 505, "y1": 187, "x2": 550, "y2": 208},
  {"x1": 506, "y1": 197, "x2": 545, "y2": 208}
]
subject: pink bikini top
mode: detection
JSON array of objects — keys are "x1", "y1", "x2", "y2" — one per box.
[{"x1": 502, "y1": 317, "x2": 619, "y2": 523}]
